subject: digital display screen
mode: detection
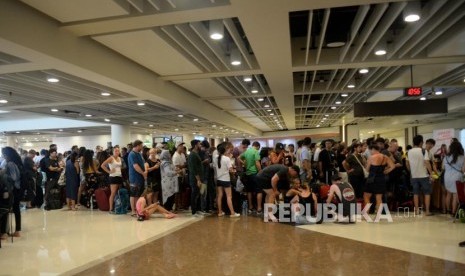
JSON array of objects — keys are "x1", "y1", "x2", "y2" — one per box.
[{"x1": 404, "y1": 87, "x2": 422, "y2": 96}]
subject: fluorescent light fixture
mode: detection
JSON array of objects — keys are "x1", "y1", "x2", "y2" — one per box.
[
  {"x1": 243, "y1": 75, "x2": 252, "y2": 82},
  {"x1": 230, "y1": 47, "x2": 241, "y2": 66},
  {"x1": 434, "y1": 90, "x2": 443, "y2": 95},
  {"x1": 359, "y1": 68, "x2": 369, "y2": 74},
  {"x1": 51, "y1": 108, "x2": 58, "y2": 112},
  {"x1": 347, "y1": 84, "x2": 355, "y2": 89},
  {"x1": 0, "y1": 99, "x2": 8, "y2": 104},
  {"x1": 257, "y1": 98, "x2": 264, "y2": 102},
  {"x1": 104, "y1": 118, "x2": 111, "y2": 122},
  {"x1": 341, "y1": 93, "x2": 348, "y2": 97},
  {"x1": 420, "y1": 97, "x2": 426, "y2": 100},
  {"x1": 137, "y1": 101, "x2": 145, "y2": 106},
  {"x1": 85, "y1": 114, "x2": 92, "y2": 117},
  {"x1": 404, "y1": 1, "x2": 421, "y2": 22},
  {"x1": 375, "y1": 49, "x2": 387, "y2": 56},
  {"x1": 335, "y1": 101, "x2": 341, "y2": 104},
  {"x1": 47, "y1": 77, "x2": 59, "y2": 83},
  {"x1": 209, "y1": 20, "x2": 224, "y2": 40},
  {"x1": 101, "y1": 92, "x2": 111, "y2": 96}
]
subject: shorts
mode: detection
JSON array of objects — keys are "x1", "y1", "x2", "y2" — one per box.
[
  {"x1": 256, "y1": 176, "x2": 271, "y2": 190},
  {"x1": 130, "y1": 184, "x2": 143, "y2": 197},
  {"x1": 217, "y1": 180, "x2": 231, "y2": 188},
  {"x1": 243, "y1": 174, "x2": 258, "y2": 192},
  {"x1": 411, "y1": 177, "x2": 432, "y2": 195},
  {"x1": 109, "y1": 176, "x2": 123, "y2": 185},
  {"x1": 146, "y1": 179, "x2": 161, "y2": 193}
]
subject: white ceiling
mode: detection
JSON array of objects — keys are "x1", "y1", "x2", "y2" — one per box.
[{"x1": 0, "y1": 0, "x2": 464, "y2": 139}]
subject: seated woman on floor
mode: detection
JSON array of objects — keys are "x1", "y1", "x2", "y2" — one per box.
[
  {"x1": 285, "y1": 179, "x2": 319, "y2": 224},
  {"x1": 136, "y1": 188, "x2": 176, "y2": 221}
]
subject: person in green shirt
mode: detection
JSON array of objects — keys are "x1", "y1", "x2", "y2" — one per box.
[{"x1": 240, "y1": 141, "x2": 262, "y2": 214}]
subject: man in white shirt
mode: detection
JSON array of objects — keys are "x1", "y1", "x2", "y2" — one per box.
[
  {"x1": 299, "y1": 137, "x2": 312, "y2": 184},
  {"x1": 172, "y1": 141, "x2": 187, "y2": 210},
  {"x1": 407, "y1": 135, "x2": 433, "y2": 216}
]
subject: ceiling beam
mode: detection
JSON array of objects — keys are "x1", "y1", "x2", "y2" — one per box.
[
  {"x1": 0, "y1": 63, "x2": 51, "y2": 74},
  {"x1": 0, "y1": 97, "x2": 142, "y2": 110}
]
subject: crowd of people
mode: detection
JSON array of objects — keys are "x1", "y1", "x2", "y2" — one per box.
[{"x1": 0, "y1": 134, "x2": 464, "y2": 240}]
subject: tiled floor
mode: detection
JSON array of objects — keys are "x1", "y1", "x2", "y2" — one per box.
[
  {"x1": 0, "y1": 208, "x2": 197, "y2": 275},
  {"x1": 77, "y1": 216, "x2": 465, "y2": 276},
  {"x1": 1, "y1": 209, "x2": 465, "y2": 275}
]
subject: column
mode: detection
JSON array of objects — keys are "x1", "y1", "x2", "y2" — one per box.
[
  {"x1": 6, "y1": 136, "x2": 17, "y2": 149},
  {"x1": 346, "y1": 124, "x2": 360, "y2": 143},
  {"x1": 111, "y1": 124, "x2": 131, "y2": 147}
]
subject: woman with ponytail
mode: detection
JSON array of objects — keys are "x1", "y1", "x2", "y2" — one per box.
[{"x1": 214, "y1": 143, "x2": 240, "y2": 218}]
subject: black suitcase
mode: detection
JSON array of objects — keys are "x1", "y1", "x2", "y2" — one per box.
[{"x1": 44, "y1": 180, "x2": 62, "y2": 210}]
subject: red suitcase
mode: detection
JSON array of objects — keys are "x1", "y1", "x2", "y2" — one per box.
[{"x1": 95, "y1": 187, "x2": 110, "y2": 211}]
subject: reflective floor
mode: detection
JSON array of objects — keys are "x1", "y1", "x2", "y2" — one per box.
[{"x1": 1, "y1": 208, "x2": 464, "y2": 275}]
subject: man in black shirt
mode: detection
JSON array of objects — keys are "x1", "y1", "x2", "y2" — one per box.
[
  {"x1": 44, "y1": 149, "x2": 62, "y2": 181},
  {"x1": 318, "y1": 140, "x2": 336, "y2": 184},
  {"x1": 256, "y1": 164, "x2": 299, "y2": 221}
]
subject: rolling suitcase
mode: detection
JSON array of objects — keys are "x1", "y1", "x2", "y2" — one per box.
[{"x1": 95, "y1": 187, "x2": 110, "y2": 211}]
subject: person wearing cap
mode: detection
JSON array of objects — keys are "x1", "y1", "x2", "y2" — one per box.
[
  {"x1": 326, "y1": 175, "x2": 357, "y2": 223},
  {"x1": 270, "y1": 143, "x2": 285, "y2": 165},
  {"x1": 128, "y1": 140, "x2": 147, "y2": 216},
  {"x1": 188, "y1": 139, "x2": 204, "y2": 216},
  {"x1": 256, "y1": 164, "x2": 300, "y2": 222},
  {"x1": 173, "y1": 141, "x2": 187, "y2": 211}
]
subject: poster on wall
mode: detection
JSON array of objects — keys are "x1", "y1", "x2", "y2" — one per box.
[{"x1": 433, "y1": 128, "x2": 455, "y2": 155}]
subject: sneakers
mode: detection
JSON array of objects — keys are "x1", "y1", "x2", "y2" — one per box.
[
  {"x1": 192, "y1": 213, "x2": 203, "y2": 218},
  {"x1": 230, "y1": 213, "x2": 241, "y2": 218},
  {"x1": 256, "y1": 209, "x2": 263, "y2": 215},
  {"x1": 247, "y1": 209, "x2": 254, "y2": 214},
  {"x1": 197, "y1": 211, "x2": 211, "y2": 216}
]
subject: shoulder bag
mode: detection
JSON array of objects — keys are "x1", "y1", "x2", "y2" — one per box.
[{"x1": 354, "y1": 154, "x2": 369, "y2": 178}]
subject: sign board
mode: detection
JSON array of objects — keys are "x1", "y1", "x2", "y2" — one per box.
[
  {"x1": 404, "y1": 87, "x2": 422, "y2": 97},
  {"x1": 433, "y1": 128, "x2": 455, "y2": 154}
]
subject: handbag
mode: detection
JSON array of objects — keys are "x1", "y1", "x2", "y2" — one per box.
[
  {"x1": 57, "y1": 169, "x2": 66, "y2": 186},
  {"x1": 354, "y1": 154, "x2": 369, "y2": 179}
]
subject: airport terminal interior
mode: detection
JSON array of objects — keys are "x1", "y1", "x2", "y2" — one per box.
[{"x1": 1, "y1": 0, "x2": 465, "y2": 275}]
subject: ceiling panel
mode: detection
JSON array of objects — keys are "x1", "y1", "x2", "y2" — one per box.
[
  {"x1": 20, "y1": 0, "x2": 129, "y2": 23},
  {"x1": 93, "y1": 30, "x2": 203, "y2": 76},
  {"x1": 174, "y1": 79, "x2": 231, "y2": 98}
]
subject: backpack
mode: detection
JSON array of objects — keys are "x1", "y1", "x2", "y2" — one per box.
[{"x1": 114, "y1": 188, "x2": 129, "y2": 214}]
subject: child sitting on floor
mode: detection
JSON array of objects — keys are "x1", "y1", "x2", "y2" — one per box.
[{"x1": 136, "y1": 188, "x2": 176, "y2": 221}]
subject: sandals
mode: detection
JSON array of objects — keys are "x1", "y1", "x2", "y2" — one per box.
[{"x1": 131, "y1": 213, "x2": 137, "y2": 217}]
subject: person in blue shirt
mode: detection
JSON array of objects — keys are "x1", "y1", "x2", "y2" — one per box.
[{"x1": 128, "y1": 140, "x2": 147, "y2": 217}]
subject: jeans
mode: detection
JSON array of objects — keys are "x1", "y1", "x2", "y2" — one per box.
[{"x1": 190, "y1": 178, "x2": 200, "y2": 215}]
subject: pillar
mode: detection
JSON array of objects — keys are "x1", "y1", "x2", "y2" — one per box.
[
  {"x1": 111, "y1": 124, "x2": 131, "y2": 147},
  {"x1": 6, "y1": 136, "x2": 17, "y2": 149},
  {"x1": 346, "y1": 124, "x2": 360, "y2": 143}
]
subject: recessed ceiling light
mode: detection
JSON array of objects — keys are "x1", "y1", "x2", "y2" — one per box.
[
  {"x1": 324, "y1": 114, "x2": 329, "y2": 117},
  {"x1": 243, "y1": 75, "x2": 252, "y2": 82},
  {"x1": 178, "y1": 114, "x2": 184, "y2": 118},
  {"x1": 264, "y1": 105, "x2": 270, "y2": 108},
  {"x1": 267, "y1": 109, "x2": 272, "y2": 112},
  {"x1": 149, "y1": 124, "x2": 154, "y2": 127},
  {"x1": 77, "y1": 130, "x2": 82, "y2": 133},
  {"x1": 175, "y1": 128, "x2": 179, "y2": 131},
  {"x1": 220, "y1": 127, "x2": 223, "y2": 129},
  {"x1": 212, "y1": 125, "x2": 217, "y2": 128},
  {"x1": 341, "y1": 93, "x2": 348, "y2": 97},
  {"x1": 434, "y1": 90, "x2": 443, "y2": 95},
  {"x1": 51, "y1": 108, "x2": 58, "y2": 112},
  {"x1": 209, "y1": 20, "x2": 224, "y2": 40},
  {"x1": 347, "y1": 84, "x2": 355, "y2": 89},
  {"x1": 335, "y1": 101, "x2": 342, "y2": 105},
  {"x1": 251, "y1": 88, "x2": 259, "y2": 94},
  {"x1": 420, "y1": 97, "x2": 426, "y2": 101},
  {"x1": 316, "y1": 125, "x2": 320, "y2": 127},
  {"x1": 331, "y1": 106, "x2": 337, "y2": 110},
  {"x1": 210, "y1": 33, "x2": 223, "y2": 40},
  {"x1": 101, "y1": 92, "x2": 111, "y2": 96},
  {"x1": 269, "y1": 113, "x2": 274, "y2": 116},
  {"x1": 15, "y1": 131, "x2": 20, "y2": 134},
  {"x1": 137, "y1": 101, "x2": 145, "y2": 106},
  {"x1": 58, "y1": 129, "x2": 63, "y2": 132},
  {"x1": 104, "y1": 118, "x2": 111, "y2": 122},
  {"x1": 375, "y1": 50, "x2": 387, "y2": 56},
  {"x1": 326, "y1": 42, "x2": 346, "y2": 48},
  {"x1": 0, "y1": 99, "x2": 8, "y2": 104},
  {"x1": 193, "y1": 132, "x2": 196, "y2": 135},
  {"x1": 323, "y1": 118, "x2": 327, "y2": 120},
  {"x1": 133, "y1": 121, "x2": 138, "y2": 124},
  {"x1": 257, "y1": 98, "x2": 264, "y2": 102},
  {"x1": 359, "y1": 68, "x2": 369, "y2": 74},
  {"x1": 193, "y1": 118, "x2": 199, "y2": 122},
  {"x1": 85, "y1": 114, "x2": 92, "y2": 117},
  {"x1": 47, "y1": 77, "x2": 59, "y2": 83}
]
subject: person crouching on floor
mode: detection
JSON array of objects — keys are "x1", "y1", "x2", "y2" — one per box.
[
  {"x1": 326, "y1": 175, "x2": 357, "y2": 223},
  {"x1": 136, "y1": 188, "x2": 176, "y2": 221}
]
